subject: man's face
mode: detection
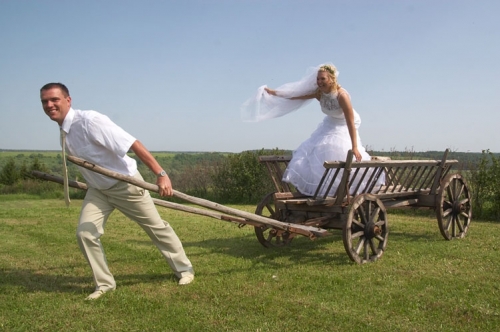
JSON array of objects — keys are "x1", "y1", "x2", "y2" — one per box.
[{"x1": 41, "y1": 87, "x2": 71, "y2": 126}]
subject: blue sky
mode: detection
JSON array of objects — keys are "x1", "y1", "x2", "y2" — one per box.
[{"x1": 1, "y1": 0, "x2": 498, "y2": 153}]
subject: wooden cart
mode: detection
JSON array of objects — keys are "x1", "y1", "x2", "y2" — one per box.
[
  {"x1": 256, "y1": 149, "x2": 472, "y2": 263},
  {"x1": 33, "y1": 149, "x2": 471, "y2": 265}
]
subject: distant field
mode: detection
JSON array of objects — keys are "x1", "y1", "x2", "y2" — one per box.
[
  {"x1": 0, "y1": 150, "x2": 202, "y2": 158},
  {"x1": 0, "y1": 150, "x2": 61, "y2": 158},
  {"x1": 1, "y1": 148, "x2": 491, "y2": 161},
  {"x1": 0, "y1": 150, "x2": 223, "y2": 173}
]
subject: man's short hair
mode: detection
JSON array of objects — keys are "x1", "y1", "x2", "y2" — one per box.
[{"x1": 40, "y1": 83, "x2": 70, "y2": 97}]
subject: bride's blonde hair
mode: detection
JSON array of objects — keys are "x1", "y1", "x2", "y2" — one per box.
[{"x1": 318, "y1": 64, "x2": 341, "y2": 91}]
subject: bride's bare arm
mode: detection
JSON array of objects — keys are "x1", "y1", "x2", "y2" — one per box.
[
  {"x1": 264, "y1": 87, "x2": 318, "y2": 100},
  {"x1": 338, "y1": 91, "x2": 362, "y2": 161}
]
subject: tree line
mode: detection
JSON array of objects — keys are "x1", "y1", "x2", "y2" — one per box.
[{"x1": 1, "y1": 149, "x2": 499, "y2": 220}]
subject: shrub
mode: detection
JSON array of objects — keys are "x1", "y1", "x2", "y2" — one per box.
[
  {"x1": 211, "y1": 149, "x2": 287, "y2": 204},
  {"x1": 466, "y1": 149, "x2": 500, "y2": 220},
  {"x1": 0, "y1": 158, "x2": 19, "y2": 185}
]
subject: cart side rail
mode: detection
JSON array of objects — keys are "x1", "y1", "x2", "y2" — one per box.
[
  {"x1": 313, "y1": 149, "x2": 458, "y2": 202},
  {"x1": 258, "y1": 155, "x2": 293, "y2": 193}
]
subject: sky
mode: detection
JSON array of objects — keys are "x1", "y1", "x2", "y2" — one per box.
[{"x1": 0, "y1": 0, "x2": 498, "y2": 153}]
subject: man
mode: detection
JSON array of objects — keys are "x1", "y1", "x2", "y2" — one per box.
[{"x1": 40, "y1": 83, "x2": 194, "y2": 300}]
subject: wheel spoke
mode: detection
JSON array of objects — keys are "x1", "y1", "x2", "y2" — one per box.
[
  {"x1": 370, "y1": 205, "x2": 381, "y2": 223},
  {"x1": 351, "y1": 230, "x2": 364, "y2": 239},
  {"x1": 446, "y1": 185, "x2": 455, "y2": 202},
  {"x1": 453, "y1": 178, "x2": 461, "y2": 198},
  {"x1": 443, "y1": 214, "x2": 452, "y2": 231},
  {"x1": 458, "y1": 198, "x2": 469, "y2": 205},
  {"x1": 358, "y1": 204, "x2": 368, "y2": 224},
  {"x1": 266, "y1": 232, "x2": 274, "y2": 242},
  {"x1": 456, "y1": 182, "x2": 465, "y2": 198},
  {"x1": 367, "y1": 201, "x2": 373, "y2": 221},
  {"x1": 455, "y1": 216, "x2": 465, "y2": 233},
  {"x1": 451, "y1": 179, "x2": 458, "y2": 198},
  {"x1": 369, "y1": 238, "x2": 378, "y2": 254},
  {"x1": 265, "y1": 203, "x2": 275, "y2": 216},
  {"x1": 442, "y1": 207, "x2": 452, "y2": 218},
  {"x1": 352, "y1": 219, "x2": 365, "y2": 229},
  {"x1": 451, "y1": 215, "x2": 457, "y2": 237},
  {"x1": 355, "y1": 237, "x2": 365, "y2": 255}
]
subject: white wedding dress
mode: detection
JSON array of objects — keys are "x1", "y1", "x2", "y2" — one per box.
[
  {"x1": 241, "y1": 63, "x2": 385, "y2": 197},
  {"x1": 282, "y1": 89, "x2": 385, "y2": 196}
]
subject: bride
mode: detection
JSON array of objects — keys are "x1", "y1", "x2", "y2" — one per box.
[{"x1": 241, "y1": 63, "x2": 385, "y2": 196}]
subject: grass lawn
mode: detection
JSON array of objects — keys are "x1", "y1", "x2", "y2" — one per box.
[{"x1": 1, "y1": 197, "x2": 499, "y2": 331}]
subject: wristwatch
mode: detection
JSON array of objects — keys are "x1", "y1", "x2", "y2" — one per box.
[{"x1": 157, "y1": 170, "x2": 167, "y2": 177}]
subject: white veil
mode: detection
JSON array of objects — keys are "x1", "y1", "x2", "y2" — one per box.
[{"x1": 241, "y1": 63, "x2": 337, "y2": 122}]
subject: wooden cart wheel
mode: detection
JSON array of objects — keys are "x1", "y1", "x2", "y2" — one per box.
[
  {"x1": 254, "y1": 192, "x2": 293, "y2": 248},
  {"x1": 343, "y1": 194, "x2": 388, "y2": 264},
  {"x1": 436, "y1": 173, "x2": 471, "y2": 240}
]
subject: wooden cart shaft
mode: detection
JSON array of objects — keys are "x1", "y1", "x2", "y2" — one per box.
[{"x1": 60, "y1": 157, "x2": 330, "y2": 239}]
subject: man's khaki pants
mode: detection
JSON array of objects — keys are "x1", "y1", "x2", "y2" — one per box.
[{"x1": 76, "y1": 172, "x2": 194, "y2": 292}]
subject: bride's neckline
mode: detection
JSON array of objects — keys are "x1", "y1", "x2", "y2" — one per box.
[
  {"x1": 321, "y1": 87, "x2": 345, "y2": 97},
  {"x1": 321, "y1": 90, "x2": 338, "y2": 97}
]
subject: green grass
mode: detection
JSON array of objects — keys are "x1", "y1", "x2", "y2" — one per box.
[{"x1": 1, "y1": 198, "x2": 499, "y2": 331}]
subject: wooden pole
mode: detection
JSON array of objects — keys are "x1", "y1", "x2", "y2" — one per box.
[
  {"x1": 32, "y1": 170, "x2": 88, "y2": 190},
  {"x1": 31, "y1": 170, "x2": 255, "y2": 226},
  {"x1": 66, "y1": 156, "x2": 329, "y2": 238}
]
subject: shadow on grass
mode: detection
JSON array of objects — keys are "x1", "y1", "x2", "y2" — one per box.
[
  {"x1": 0, "y1": 266, "x2": 186, "y2": 294},
  {"x1": 129, "y1": 230, "x2": 352, "y2": 269},
  {"x1": 389, "y1": 229, "x2": 443, "y2": 242},
  {"x1": 1, "y1": 226, "x2": 450, "y2": 295},
  {"x1": 125, "y1": 219, "x2": 447, "y2": 274},
  {"x1": 0, "y1": 266, "x2": 90, "y2": 294}
]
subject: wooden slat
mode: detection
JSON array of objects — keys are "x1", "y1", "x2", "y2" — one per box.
[
  {"x1": 323, "y1": 169, "x2": 342, "y2": 198},
  {"x1": 274, "y1": 192, "x2": 308, "y2": 200},
  {"x1": 442, "y1": 164, "x2": 453, "y2": 178},
  {"x1": 372, "y1": 189, "x2": 431, "y2": 200},
  {"x1": 407, "y1": 166, "x2": 423, "y2": 190},
  {"x1": 323, "y1": 159, "x2": 458, "y2": 168},
  {"x1": 422, "y1": 168, "x2": 438, "y2": 190},
  {"x1": 333, "y1": 150, "x2": 354, "y2": 205},
  {"x1": 430, "y1": 149, "x2": 449, "y2": 194},
  {"x1": 349, "y1": 167, "x2": 366, "y2": 195},
  {"x1": 363, "y1": 167, "x2": 379, "y2": 193},
  {"x1": 383, "y1": 198, "x2": 419, "y2": 208},
  {"x1": 258, "y1": 155, "x2": 292, "y2": 162},
  {"x1": 389, "y1": 167, "x2": 404, "y2": 192},
  {"x1": 367, "y1": 167, "x2": 385, "y2": 193},
  {"x1": 314, "y1": 167, "x2": 341, "y2": 199},
  {"x1": 259, "y1": 155, "x2": 292, "y2": 193},
  {"x1": 416, "y1": 166, "x2": 433, "y2": 191},
  {"x1": 399, "y1": 166, "x2": 414, "y2": 192}
]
